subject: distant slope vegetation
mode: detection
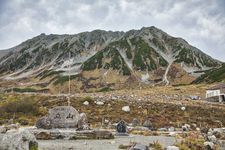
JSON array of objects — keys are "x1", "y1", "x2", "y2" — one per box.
[
  {"x1": 0, "y1": 26, "x2": 222, "y2": 92},
  {"x1": 193, "y1": 64, "x2": 225, "y2": 83}
]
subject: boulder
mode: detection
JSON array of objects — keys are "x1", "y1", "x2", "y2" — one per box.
[
  {"x1": 83, "y1": 101, "x2": 89, "y2": 106},
  {"x1": 131, "y1": 118, "x2": 140, "y2": 127},
  {"x1": 122, "y1": 106, "x2": 130, "y2": 112},
  {"x1": 168, "y1": 127, "x2": 175, "y2": 132},
  {"x1": 111, "y1": 96, "x2": 117, "y2": 100},
  {"x1": 5, "y1": 123, "x2": 20, "y2": 131},
  {"x1": 143, "y1": 119, "x2": 153, "y2": 129},
  {"x1": 181, "y1": 107, "x2": 186, "y2": 111},
  {"x1": 48, "y1": 106, "x2": 80, "y2": 128},
  {"x1": 0, "y1": 126, "x2": 7, "y2": 133},
  {"x1": 36, "y1": 106, "x2": 84, "y2": 129},
  {"x1": 96, "y1": 101, "x2": 104, "y2": 105},
  {"x1": 182, "y1": 124, "x2": 191, "y2": 131},
  {"x1": 130, "y1": 143, "x2": 149, "y2": 150},
  {"x1": 166, "y1": 146, "x2": 179, "y2": 150},
  {"x1": 36, "y1": 116, "x2": 52, "y2": 129},
  {"x1": 0, "y1": 130, "x2": 38, "y2": 150},
  {"x1": 78, "y1": 113, "x2": 90, "y2": 130},
  {"x1": 204, "y1": 141, "x2": 214, "y2": 150},
  {"x1": 208, "y1": 135, "x2": 217, "y2": 143},
  {"x1": 158, "y1": 128, "x2": 167, "y2": 131},
  {"x1": 35, "y1": 131, "x2": 51, "y2": 140}
]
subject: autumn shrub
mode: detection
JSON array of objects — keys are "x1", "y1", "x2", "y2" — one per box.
[{"x1": 0, "y1": 97, "x2": 40, "y2": 115}]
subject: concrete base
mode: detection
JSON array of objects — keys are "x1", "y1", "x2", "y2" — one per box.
[
  {"x1": 115, "y1": 132, "x2": 129, "y2": 136},
  {"x1": 30, "y1": 128, "x2": 114, "y2": 140}
]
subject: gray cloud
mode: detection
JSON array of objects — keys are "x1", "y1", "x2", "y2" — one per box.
[{"x1": 0, "y1": 0, "x2": 224, "y2": 61}]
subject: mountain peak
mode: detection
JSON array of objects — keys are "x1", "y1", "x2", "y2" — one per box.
[{"x1": 0, "y1": 26, "x2": 222, "y2": 89}]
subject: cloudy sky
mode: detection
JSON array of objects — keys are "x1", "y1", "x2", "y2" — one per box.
[{"x1": 0, "y1": 0, "x2": 225, "y2": 61}]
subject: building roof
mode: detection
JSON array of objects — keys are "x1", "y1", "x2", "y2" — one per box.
[{"x1": 207, "y1": 83, "x2": 225, "y2": 90}]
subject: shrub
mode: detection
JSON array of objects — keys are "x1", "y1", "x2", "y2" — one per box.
[
  {"x1": 82, "y1": 96, "x2": 93, "y2": 103},
  {"x1": 149, "y1": 141, "x2": 163, "y2": 150},
  {"x1": 0, "y1": 98, "x2": 40, "y2": 115},
  {"x1": 18, "y1": 117, "x2": 29, "y2": 125}
]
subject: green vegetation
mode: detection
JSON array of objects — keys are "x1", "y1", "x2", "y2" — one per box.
[
  {"x1": 32, "y1": 46, "x2": 42, "y2": 53},
  {"x1": 53, "y1": 74, "x2": 78, "y2": 85},
  {"x1": 8, "y1": 88, "x2": 49, "y2": 93},
  {"x1": 40, "y1": 70, "x2": 64, "y2": 80},
  {"x1": 126, "y1": 49, "x2": 132, "y2": 59},
  {"x1": 112, "y1": 39, "x2": 132, "y2": 59},
  {"x1": 175, "y1": 48, "x2": 195, "y2": 65},
  {"x1": 82, "y1": 51, "x2": 104, "y2": 70},
  {"x1": 82, "y1": 46, "x2": 131, "y2": 75},
  {"x1": 29, "y1": 141, "x2": 39, "y2": 150},
  {"x1": 52, "y1": 42, "x2": 59, "y2": 51},
  {"x1": 152, "y1": 38, "x2": 166, "y2": 52},
  {"x1": 193, "y1": 64, "x2": 225, "y2": 83},
  {"x1": 175, "y1": 134, "x2": 205, "y2": 150},
  {"x1": 97, "y1": 87, "x2": 114, "y2": 92},
  {"x1": 0, "y1": 97, "x2": 41, "y2": 117},
  {"x1": 82, "y1": 96, "x2": 93, "y2": 103},
  {"x1": 9, "y1": 52, "x2": 32, "y2": 71},
  {"x1": 159, "y1": 57, "x2": 168, "y2": 67},
  {"x1": 173, "y1": 45, "x2": 218, "y2": 68},
  {"x1": 149, "y1": 141, "x2": 163, "y2": 150},
  {"x1": 130, "y1": 37, "x2": 167, "y2": 71}
]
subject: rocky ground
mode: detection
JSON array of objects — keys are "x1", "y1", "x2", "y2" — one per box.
[
  {"x1": 1, "y1": 84, "x2": 225, "y2": 128},
  {"x1": 1, "y1": 84, "x2": 225, "y2": 149}
]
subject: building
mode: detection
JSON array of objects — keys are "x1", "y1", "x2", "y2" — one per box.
[{"x1": 206, "y1": 83, "x2": 225, "y2": 102}]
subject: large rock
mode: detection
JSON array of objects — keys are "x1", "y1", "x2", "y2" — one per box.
[
  {"x1": 78, "y1": 113, "x2": 90, "y2": 130},
  {"x1": 122, "y1": 106, "x2": 130, "y2": 112},
  {"x1": 35, "y1": 131, "x2": 51, "y2": 140},
  {"x1": 143, "y1": 119, "x2": 153, "y2": 129},
  {"x1": 36, "y1": 116, "x2": 52, "y2": 129},
  {"x1": 130, "y1": 143, "x2": 149, "y2": 150},
  {"x1": 0, "y1": 126, "x2": 7, "y2": 133},
  {"x1": 5, "y1": 123, "x2": 20, "y2": 131},
  {"x1": 131, "y1": 118, "x2": 140, "y2": 127},
  {"x1": 0, "y1": 129, "x2": 38, "y2": 150},
  {"x1": 207, "y1": 135, "x2": 217, "y2": 143},
  {"x1": 166, "y1": 146, "x2": 179, "y2": 150},
  {"x1": 182, "y1": 124, "x2": 191, "y2": 131},
  {"x1": 204, "y1": 141, "x2": 214, "y2": 150},
  {"x1": 48, "y1": 106, "x2": 80, "y2": 128},
  {"x1": 36, "y1": 106, "x2": 80, "y2": 129}
]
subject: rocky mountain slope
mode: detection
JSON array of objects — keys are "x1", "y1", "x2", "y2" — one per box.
[
  {"x1": 193, "y1": 63, "x2": 225, "y2": 83},
  {"x1": 0, "y1": 26, "x2": 222, "y2": 92}
]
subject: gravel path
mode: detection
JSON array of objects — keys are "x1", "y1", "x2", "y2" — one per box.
[{"x1": 38, "y1": 135, "x2": 176, "y2": 150}]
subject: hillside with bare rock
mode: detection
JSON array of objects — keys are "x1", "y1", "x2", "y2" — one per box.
[{"x1": 0, "y1": 26, "x2": 222, "y2": 93}]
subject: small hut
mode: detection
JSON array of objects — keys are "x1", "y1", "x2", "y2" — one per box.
[{"x1": 206, "y1": 83, "x2": 225, "y2": 102}]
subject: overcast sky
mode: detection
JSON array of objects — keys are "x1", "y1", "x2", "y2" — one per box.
[{"x1": 0, "y1": 0, "x2": 224, "y2": 61}]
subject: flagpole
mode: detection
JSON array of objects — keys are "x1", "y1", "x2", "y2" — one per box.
[{"x1": 68, "y1": 50, "x2": 71, "y2": 106}]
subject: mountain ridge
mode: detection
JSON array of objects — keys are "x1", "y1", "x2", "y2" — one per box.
[{"x1": 0, "y1": 26, "x2": 222, "y2": 92}]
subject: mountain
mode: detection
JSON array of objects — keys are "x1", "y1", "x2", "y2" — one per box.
[
  {"x1": 0, "y1": 49, "x2": 12, "y2": 59},
  {"x1": 193, "y1": 64, "x2": 225, "y2": 83},
  {"x1": 0, "y1": 26, "x2": 222, "y2": 92}
]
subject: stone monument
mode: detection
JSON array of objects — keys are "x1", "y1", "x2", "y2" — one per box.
[
  {"x1": 116, "y1": 120, "x2": 129, "y2": 136},
  {"x1": 48, "y1": 106, "x2": 80, "y2": 128},
  {"x1": 33, "y1": 51, "x2": 114, "y2": 140},
  {"x1": 36, "y1": 106, "x2": 85, "y2": 129}
]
